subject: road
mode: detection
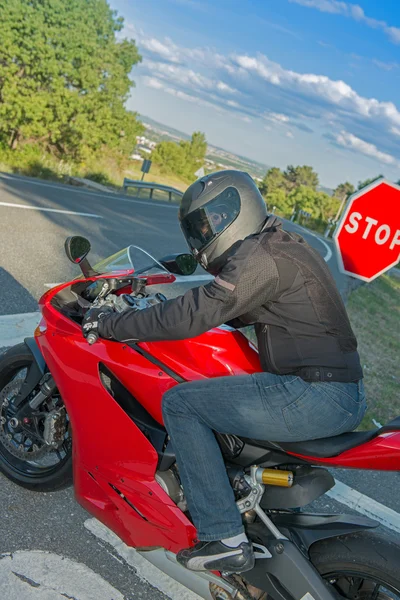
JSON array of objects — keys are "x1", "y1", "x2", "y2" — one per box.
[{"x1": 0, "y1": 172, "x2": 399, "y2": 599}]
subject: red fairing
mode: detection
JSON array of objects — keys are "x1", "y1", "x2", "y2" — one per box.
[
  {"x1": 287, "y1": 432, "x2": 400, "y2": 471},
  {"x1": 35, "y1": 310, "x2": 197, "y2": 551},
  {"x1": 34, "y1": 276, "x2": 262, "y2": 553},
  {"x1": 141, "y1": 329, "x2": 262, "y2": 385}
]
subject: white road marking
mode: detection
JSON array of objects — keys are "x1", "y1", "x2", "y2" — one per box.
[
  {"x1": 0, "y1": 550, "x2": 124, "y2": 600},
  {"x1": 327, "y1": 479, "x2": 400, "y2": 533},
  {"x1": 0, "y1": 172, "x2": 178, "y2": 209},
  {"x1": 85, "y1": 518, "x2": 201, "y2": 600},
  {"x1": 0, "y1": 201, "x2": 102, "y2": 218},
  {"x1": 308, "y1": 232, "x2": 333, "y2": 262},
  {"x1": 0, "y1": 312, "x2": 41, "y2": 347},
  {"x1": 290, "y1": 224, "x2": 333, "y2": 263}
]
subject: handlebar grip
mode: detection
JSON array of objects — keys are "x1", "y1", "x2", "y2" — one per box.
[{"x1": 87, "y1": 332, "x2": 99, "y2": 345}]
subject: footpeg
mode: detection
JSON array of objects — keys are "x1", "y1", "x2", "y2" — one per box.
[{"x1": 252, "y1": 543, "x2": 272, "y2": 559}]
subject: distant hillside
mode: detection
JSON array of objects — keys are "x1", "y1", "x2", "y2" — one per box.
[
  {"x1": 139, "y1": 115, "x2": 333, "y2": 193},
  {"x1": 139, "y1": 115, "x2": 270, "y2": 180}
]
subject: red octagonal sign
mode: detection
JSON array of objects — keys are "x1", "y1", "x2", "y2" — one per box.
[{"x1": 334, "y1": 179, "x2": 400, "y2": 282}]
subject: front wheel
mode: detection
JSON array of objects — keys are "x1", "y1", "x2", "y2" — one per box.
[
  {"x1": 311, "y1": 531, "x2": 400, "y2": 600},
  {"x1": 0, "y1": 343, "x2": 72, "y2": 491}
]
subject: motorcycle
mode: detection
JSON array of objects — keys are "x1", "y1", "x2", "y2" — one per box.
[{"x1": 1, "y1": 235, "x2": 400, "y2": 600}]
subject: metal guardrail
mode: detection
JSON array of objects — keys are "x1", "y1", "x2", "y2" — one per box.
[{"x1": 123, "y1": 179, "x2": 183, "y2": 203}]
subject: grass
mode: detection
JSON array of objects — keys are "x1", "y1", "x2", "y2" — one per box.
[
  {"x1": 0, "y1": 146, "x2": 189, "y2": 193},
  {"x1": 346, "y1": 273, "x2": 400, "y2": 429}
]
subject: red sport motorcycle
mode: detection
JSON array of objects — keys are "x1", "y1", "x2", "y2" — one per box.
[{"x1": 1, "y1": 236, "x2": 400, "y2": 600}]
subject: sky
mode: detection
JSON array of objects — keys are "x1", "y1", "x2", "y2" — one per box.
[{"x1": 110, "y1": 0, "x2": 400, "y2": 188}]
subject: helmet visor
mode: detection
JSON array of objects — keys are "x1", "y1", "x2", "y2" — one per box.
[{"x1": 180, "y1": 187, "x2": 241, "y2": 252}]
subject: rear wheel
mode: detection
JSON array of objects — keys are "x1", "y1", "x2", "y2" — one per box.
[
  {"x1": 310, "y1": 531, "x2": 400, "y2": 600},
  {"x1": 0, "y1": 343, "x2": 72, "y2": 491}
]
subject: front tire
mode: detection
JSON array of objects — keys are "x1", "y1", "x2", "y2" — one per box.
[
  {"x1": 311, "y1": 531, "x2": 400, "y2": 599},
  {"x1": 0, "y1": 343, "x2": 73, "y2": 492}
]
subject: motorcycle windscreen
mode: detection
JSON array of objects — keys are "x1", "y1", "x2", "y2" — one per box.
[{"x1": 92, "y1": 246, "x2": 169, "y2": 276}]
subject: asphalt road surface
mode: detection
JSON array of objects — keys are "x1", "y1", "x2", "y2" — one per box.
[{"x1": 0, "y1": 172, "x2": 399, "y2": 600}]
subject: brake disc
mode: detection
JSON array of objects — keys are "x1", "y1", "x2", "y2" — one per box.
[{"x1": 0, "y1": 380, "x2": 48, "y2": 460}]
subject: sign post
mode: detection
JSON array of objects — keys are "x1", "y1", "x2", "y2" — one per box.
[
  {"x1": 333, "y1": 178, "x2": 400, "y2": 282},
  {"x1": 141, "y1": 159, "x2": 152, "y2": 181}
]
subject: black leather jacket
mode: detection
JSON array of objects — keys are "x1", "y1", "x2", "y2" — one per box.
[{"x1": 99, "y1": 217, "x2": 363, "y2": 383}]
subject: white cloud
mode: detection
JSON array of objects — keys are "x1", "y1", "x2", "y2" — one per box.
[
  {"x1": 227, "y1": 99, "x2": 240, "y2": 107},
  {"x1": 216, "y1": 81, "x2": 237, "y2": 94},
  {"x1": 142, "y1": 77, "x2": 227, "y2": 113},
  {"x1": 335, "y1": 130, "x2": 400, "y2": 167},
  {"x1": 138, "y1": 37, "x2": 181, "y2": 63},
  {"x1": 387, "y1": 26, "x2": 400, "y2": 44},
  {"x1": 372, "y1": 59, "x2": 400, "y2": 71},
  {"x1": 142, "y1": 60, "x2": 238, "y2": 95},
  {"x1": 391, "y1": 126, "x2": 400, "y2": 137},
  {"x1": 141, "y1": 76, "x2": 164, "y2": 90},
  {"x1": 126, "y1": 23, "x2": 228, "y2": 69},
  {"x1": 233, "y1": 54, "x2": 400, "y2": 133},
  {"x1": 290, "y1": 0, "x2": 348, "y2": 15},
  {"x1": 289, "y1": 0, "x2": 400, "y2": 45},
  {"x1": 164, "y1": 87, "x2": 225, "y2": 112},
  {"x1": 286, "y1": 131, "x2": 295, "y2": 138},
  {"x1": 241, "y1": 116, "x2": 252, "y2": 123},
  {"x1": 264, "y1": 111, "x2": 290, "y2": 124}
]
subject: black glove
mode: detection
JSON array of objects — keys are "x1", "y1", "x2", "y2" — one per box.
[{"x1": 82, "y1": 306, "x2": 114, "y2": 339}]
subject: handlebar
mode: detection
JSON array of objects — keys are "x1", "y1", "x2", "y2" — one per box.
[{"x1": 87, "y1": 332, "x2": 99, "y2": 345}]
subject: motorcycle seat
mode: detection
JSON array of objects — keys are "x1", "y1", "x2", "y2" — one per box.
[{"x1": 250, "y1": 416, "x2": 400, "y2": 458}]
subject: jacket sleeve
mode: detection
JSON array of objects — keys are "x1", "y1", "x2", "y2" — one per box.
[{"x1": 98, "y1": 237, "x2": 279, "y2": 343}]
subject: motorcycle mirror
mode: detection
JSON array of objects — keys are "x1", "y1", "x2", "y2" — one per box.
[
  {"x1": 159, "y1": 253, "x2": 197, "y2": 276},
  {"x1": 65, "y1": 236, "x2": 91, "y2": 264},
  {"x1": 65, "y1": 236, "x2": 95, "y2": 278}
]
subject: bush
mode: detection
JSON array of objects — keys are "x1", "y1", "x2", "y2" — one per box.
[{"x1": 84, "y1": 171, "x2": 113, "y2": 186}]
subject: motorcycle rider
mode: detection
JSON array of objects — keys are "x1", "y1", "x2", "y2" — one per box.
[{"x1": 82, "y1": 170, "x2": 366, "y2": 574}]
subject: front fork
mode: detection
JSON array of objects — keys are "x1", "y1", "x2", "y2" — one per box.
[{"x1": 11, "y1": 340, "x2": 59, "y2": 446}]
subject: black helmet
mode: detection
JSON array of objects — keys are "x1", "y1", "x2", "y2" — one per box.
[{"x1": 179, "y1": 170, "x2": 268, "y2": 274}]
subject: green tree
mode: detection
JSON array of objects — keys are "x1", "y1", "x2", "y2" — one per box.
[
  {"x1": 0, "y1": 0, "x2": 143, "y2": 157},
  {"x1": 357, "y1": 175, "x2": 384, "y2": 190},
  {"x1": 151, "y1": 140, "x2": 186, "y2": 175},
  {"x1": 314, "y1": 190, "x2": 337, "y2": 220},
  {"x1": 259, "y1": 167, "x2": 287, "y2": 196},
  {"x1": 264, "y1": 189, "x2": 291, "y2": 215},
  {"x1": 186, "y1": 132, "x2": 207, "y2": 166},
  {"x1": 333, "y1": 181, "x2": 355, "y2": 202},
  {"x1": 284, "y1": 165, "x2": 319, "y2": 191},
  {"x1": 152, "y1": 131, "x2": 207, "y2": 181},
  {"x1": 288, "y1": 185, "x2": 317, "y2": 214},
  {"x1": 285, "y1": 186, "x2": 334, "y2": 220}
]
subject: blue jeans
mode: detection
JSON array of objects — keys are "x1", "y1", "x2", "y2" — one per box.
[{"x1": 162, "y1": 373, "x2": 366, "y2": 541}]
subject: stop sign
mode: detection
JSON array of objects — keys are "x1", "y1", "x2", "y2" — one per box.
[{"x1": 334, "y1": 179, "x2": 400, "y2": 282}]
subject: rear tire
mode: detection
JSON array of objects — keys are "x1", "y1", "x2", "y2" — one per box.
[
  {"x1": 0, "y1": 343, "x2": 73, "y2": 492},
  {"x1": 310, "y1": 531, "x2": 400, "y2": 598}
]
